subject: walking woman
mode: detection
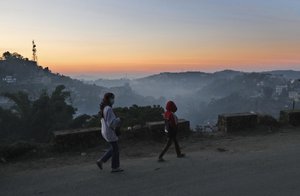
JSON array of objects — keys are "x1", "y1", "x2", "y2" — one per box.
[
  {"x1": 97, "y1": 92, "x2": 123, "y2": 173},
  {"x1": 158, "y1": 100, "x2": 185, "y2": 162}
]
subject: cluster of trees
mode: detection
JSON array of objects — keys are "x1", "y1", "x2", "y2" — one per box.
[
  {"x1": 1, "y1": 51, "x2": 29, "y2": 61},
  {"x1": 0, "y1": 85, "x2": 76, "y2": 142},
  {"x1": 114, "y1": 105, "x2": 164, "y2": 127},
  {"x1": 0, "y1": 84, "x2": 166, "y2": 143},
  {"x1": 68, "y1": 105, "x2": 165, "y2": 131}
]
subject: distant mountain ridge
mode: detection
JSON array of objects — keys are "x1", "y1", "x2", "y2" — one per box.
[
  {"x1": 85, "y1": 69, "x2": 300, "y2": 126},
  {"x1": 264, "y1": 70, "x2": 300, "y2": 80},
  {"x1": 88, "y1": 69, "x2": 300, "y2": 90}
]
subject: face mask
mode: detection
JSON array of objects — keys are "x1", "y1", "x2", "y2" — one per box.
[{"x1": 109, "y1": 98, "x2": 115, "y2": 105}]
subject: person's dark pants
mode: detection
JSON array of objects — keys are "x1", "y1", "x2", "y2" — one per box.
[
  {"x1": 100, "y1": 141, "x2": 120, "y2": 169},
  {"x1": 159, "y1": 135, "x2": 182, "y2": 158}
]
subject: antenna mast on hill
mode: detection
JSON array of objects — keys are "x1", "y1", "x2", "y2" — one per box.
[{"x1": 32, "y1": 40, "x2": 38, "y2": 62}]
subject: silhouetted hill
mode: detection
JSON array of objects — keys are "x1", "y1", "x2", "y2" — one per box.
[
  {"x1": 212, "y1": 69, "x2": 243, "y2": 79},
  {"x1": 0, "y1": 54, "x2": 160, "y2": 115}
]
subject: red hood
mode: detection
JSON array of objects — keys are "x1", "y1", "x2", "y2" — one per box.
[
  {"x1": 166, "y1": 101, "x2": 177, "y2": 112},
  {"x1": 164, "y1": 101, "x2": 177, "y2": 120}
]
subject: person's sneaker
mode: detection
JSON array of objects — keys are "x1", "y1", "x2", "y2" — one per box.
[
  {"x1": 177, "y1": 153, "x2": 185, "y2": 158},
  {"x1": 111, "y1": 168, "x2": 124, "y2": 173},
  {"x1": 96, "y1": 160, "x2": 103, "y2": 170},
  {"x1": 158, "y1": 157, "x2": 165, "y2": 162}
]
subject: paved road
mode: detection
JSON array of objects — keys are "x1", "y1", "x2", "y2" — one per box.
[{"x1": 1, "y1": 138, "x2": 300, "y2": 196}]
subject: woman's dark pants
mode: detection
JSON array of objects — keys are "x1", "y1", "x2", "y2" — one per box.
[
  {"x1": 159, "y1": 135, "x2": 182, "y2": 158},
  {"x1": 100, "y1": 141, "x2": 120, "y2": 169}
]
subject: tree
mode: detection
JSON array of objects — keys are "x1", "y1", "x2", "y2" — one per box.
[
  {"x1": 2, "y1": 92, "x2": 32, "y2": 139},
  {"x1": 2, "y1": 51, "x2": 24, "y2": 60},
  {"x1": 3, "y1": 92, "x2": 32, "y2": 121},
  {"x1": 30, "y1": 85, "x2": 76, "y2": 141},
  {"x1": 2, "y1": 51, "x2": 12, "y2": 60},
  {"x1": 2, "y1": 85, "x2": 77, "y2": 142},
  {"x1": 0, "y1": 107, "x2": 22, "y2": 140},
  {"x1": 48, "y1": 85, "x2": 76, "y2": 131},
  {"x1": 12, "y1": 52, "x2": 24, "y2": 59},
  {"x1": 31, "y1": 90, "x2": 52, "y2": 140}
]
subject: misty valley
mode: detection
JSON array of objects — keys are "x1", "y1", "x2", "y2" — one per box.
[{"x1": 1, "y1": 52, "x2": 300, "y2": 133}]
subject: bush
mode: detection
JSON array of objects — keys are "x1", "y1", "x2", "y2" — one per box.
[
  {"x1": 114, "y1": 105, "x2": 164, "y2": 127},
  {"x1": 0, "y1": 141, "x2": 38, "y2": 159}
]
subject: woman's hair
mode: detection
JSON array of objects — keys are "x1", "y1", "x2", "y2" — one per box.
[{"x1": 99, "y1": 92, "x2": 115, "y2": 118}]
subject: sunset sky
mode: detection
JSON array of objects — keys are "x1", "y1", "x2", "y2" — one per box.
[{"x1": 1, "y1": 0, "x2": 300, "y2": 78}]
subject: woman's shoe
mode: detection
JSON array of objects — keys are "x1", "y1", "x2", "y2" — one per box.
[
  {"x1": 177, "y1": 153, "x2": 185, "y2": 158},
  {"x1": 96, "y1": 160, "x2": 103, "y2": 170},
  {"x1": 111, "y1": 168, "x2": 124, "y2": 173},
  {"x1": 158, "y1": 157, "x2": 165, "y2": 162}
]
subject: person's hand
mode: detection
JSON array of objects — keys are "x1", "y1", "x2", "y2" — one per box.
[{"x1": 115, "y1": 117, "x2": 122, "y2": 127}]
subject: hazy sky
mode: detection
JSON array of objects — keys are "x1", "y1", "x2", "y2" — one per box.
[{"x1": 1, "y1": 0, "x2": 300, "y2": 77}]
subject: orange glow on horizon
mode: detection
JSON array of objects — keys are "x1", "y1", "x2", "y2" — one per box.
[{"x1": 1, "y1": 0, "x2": 300, "y2": 75}]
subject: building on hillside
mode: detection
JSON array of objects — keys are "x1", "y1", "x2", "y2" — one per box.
[
  {"x1": 295, "y1": 88, "x2": 300, "y2": 94},
  {"x1": 256, "y1": 81, "x2": 264, "y2": 86},
  {"x1": 289, "y1": 91, "x2": 299, "y2": 99},
  {"x1": 2, "y1": 75, "x2": 16, "y2": 84},
  {"x1": 275, "y1": 85, "x2": 288, "y2": 95}
]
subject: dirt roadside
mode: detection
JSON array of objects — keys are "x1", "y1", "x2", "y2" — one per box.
[{"x1": 1, "y1": 126, "x2": 300, "y2": 174}]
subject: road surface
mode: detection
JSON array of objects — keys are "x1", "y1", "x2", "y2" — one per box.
[{"x1": 1, "y1": 131, "x2": 300, "y2": 196}]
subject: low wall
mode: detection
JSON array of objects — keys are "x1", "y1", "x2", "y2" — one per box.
[
  {"x1": 146, "y1": 119, "x2": 191, "y2": 138},
  {"x1": 53, "y1": 127, "x2": 101, "y2": 148},
  {"x1": 218, "y1": 113, "x2": 258, "y2": 133},
  {"x1": 280, "y1": 110, "x2": 300, "y2": 126},
  {"x1": 53, "y1": 119, "x2": 191, "y2": 148}
]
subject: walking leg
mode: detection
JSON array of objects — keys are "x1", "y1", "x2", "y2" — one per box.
[
  {"x1": 99, "y1": 145, "x2": 113, "y2": 163},
  {"x1": 110, "y1": 142, "x2": 120, "y2": 169},
  {"x1": 96, "y1": 144, "x2": 113, "y2": 170},
  {"x1": 173, "y1": 137, "x2": 182, "y2": 156},
  {"x1": 159, "y1": 137, "x2": 173, "y2": 159}
]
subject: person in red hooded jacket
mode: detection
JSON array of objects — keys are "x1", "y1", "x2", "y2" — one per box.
[{"x1": 158, "y1": 100, "x2": 185, "y2": 162}]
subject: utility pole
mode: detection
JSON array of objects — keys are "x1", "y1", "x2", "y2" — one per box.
[
  {"x1": 293, "y1": 100, "x2": 295, "y2": 110},
  {"x1": 292, "y1": 79, "x2": 300, "y2": 110}
]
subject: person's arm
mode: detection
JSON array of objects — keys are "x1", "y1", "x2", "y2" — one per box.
[{"x1": 105, "y1": 107, "x2": 121, "y2": 129}]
